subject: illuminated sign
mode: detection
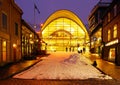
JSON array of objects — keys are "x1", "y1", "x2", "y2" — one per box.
[{"x1": 105, "y1": 39, "x2": 118, "y2": 46}]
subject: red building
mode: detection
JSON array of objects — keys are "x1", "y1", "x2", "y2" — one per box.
[{"x1": 102, "y1": 0, "x2": 120, "y2": 65}]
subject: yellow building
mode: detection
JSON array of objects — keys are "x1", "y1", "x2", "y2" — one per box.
[
  {"x1": 0, "y1": 0, "x2": 22, "y2": 66},
  {"x1": 41, "y1": 10, "x2": 89, "y2": 52}
]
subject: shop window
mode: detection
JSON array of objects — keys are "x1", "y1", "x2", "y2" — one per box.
[
  {"x1": 108, "y1": 29, "x2": 111, "y2": 41},
  {"x1": 109, "y1": 48, "x2": 115, "y2": 62},
  {"x1": 2, "y1": 13, "x2": 7, "y2": 29},
  {"x1": 2, "y1": 40, "x2": 7, "y2": 62},
  {"x1": 113, "y1": 24, "x2": 117, "y2": 38}
]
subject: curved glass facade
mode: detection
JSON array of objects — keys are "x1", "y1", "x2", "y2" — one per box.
[{"x1": 41, "y1": 10, "x2": 89, "y2": 52}]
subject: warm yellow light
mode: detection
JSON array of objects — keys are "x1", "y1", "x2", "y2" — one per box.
[
  {"x1": 106, "y1": 39, "x2": 118, "y2": 46},
  {"x1": 3, "y1": 41, "x2": 6, "y2": 46},
  {"x1": 30, "y1": 40, "x2": 34, "y2": 44},
  {"x1": 42, "y1": 31, "x2": 45, "y2": 34},
  {"x1": 113, "y1": 24, "x2": 117, "y2": 38},
  {"x1": 71, "y1": 28, "x2": 74, "y2": 33},
  {"x1": 78, "y1": 47, "x2": 80, "y2": 51},
  {"x1": 109, "y1": 48, "x2": 115, "y2": 61},
  {"x1": 13, "y1": 44, "x2": 17, "y2": 48},
  {"x1": 36, "y1": 39, "x2": 39, "y2": 42},
  {"x1": 30, "y1": 34, "x2": 32, "y2": 38},
  {"x1": 41, "y1": 17, "x2": 89, "y2": 52}
]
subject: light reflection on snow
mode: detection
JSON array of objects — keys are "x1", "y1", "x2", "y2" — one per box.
[{"x1": 13, "y1": 52, "x2": 112, "y2": 80}]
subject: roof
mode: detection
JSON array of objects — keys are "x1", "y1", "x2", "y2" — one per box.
[
  {"x1": 88, "y1": 0, "x2": 112, "y2": 19},
  {"x1": 41, "y1": 9, "x2": 89, "y2": 39}
]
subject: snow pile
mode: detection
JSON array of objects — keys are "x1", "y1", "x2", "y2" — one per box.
[
  {"x1": 63, "y1": 54, "x2": 79, "y2": 64},
  {"x1": 63, "y1": 53, "x2": 92, "y2": 65},
  {"x1": 13, "y1": 52, "x2": 112, "y2": 80}
]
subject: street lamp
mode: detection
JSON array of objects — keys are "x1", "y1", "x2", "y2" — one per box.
[{"x1": 13, "y1": 43, "x2": 17, "y2": 48}]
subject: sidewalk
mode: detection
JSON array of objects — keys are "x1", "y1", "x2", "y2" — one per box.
[
  {"x1": 0, "y1": 56, "x2": 42, "y2": 80},
  {"x1": 84, "y1": 53, "x2": 120, "y2": 80}
]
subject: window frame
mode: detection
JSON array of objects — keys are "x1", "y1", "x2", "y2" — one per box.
[
  {"x1": 113, "y1": 24, "x2": 117, "y2": 38},
  {"x1": 2, "y1": 12, "x2": 7, "y2": 29},
  {"x1": 15, "y1": 22, "x2": 19, "y2": 36},
  {"x1": 108, "y1": 29, "x2": 111, "y2": 41},
  {"x1": 107, "y1": 12, "x2": 110, "y2": 22}
]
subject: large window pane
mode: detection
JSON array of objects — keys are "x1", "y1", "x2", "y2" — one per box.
[
  {"x1": 2, "y1": 13, "x2": 7, "y2": 29},
  {"x1": 42, "y1": 18, "x2": 86, "y2": 52}
]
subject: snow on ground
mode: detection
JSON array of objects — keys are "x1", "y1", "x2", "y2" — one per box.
[{"x1": 13, "y1": 52, "x2": 112, "y2": 80}]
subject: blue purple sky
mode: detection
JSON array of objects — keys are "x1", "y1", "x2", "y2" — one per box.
[{"x1": 15, "y1": 0, "x2": 99, "y2": 31}]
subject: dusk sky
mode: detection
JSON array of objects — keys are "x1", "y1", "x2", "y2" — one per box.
[{"x1": 15, "y1": 0, "x2": 99, "y2": 31}]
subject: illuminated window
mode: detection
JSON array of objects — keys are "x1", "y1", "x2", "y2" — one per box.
[
  {"x1": 2, "y1": 40, "x2": 7, "y2": 62},
  {"x1": 109, "y1": 48, "x2": 115, "y2": 61},
  {"x1": 42, "y1": 18, "x2": 86, "y2": 51},
  {"x1": 2, "y1": 13, "x2": 7, "y2": 29},
  {"x1": 108, "y1": 12, "x2": 110, "y2": 22},
  {"x1": 113, "y1": 24, "x2": 117, "y2": 38},
  {"x1": 41, "y1": 10, "x2": 89, "y2": 52},
  {"x1": 30, "y1": 34, "x2": 33, "y2": 38},
  {"x1": 108, "y1": 29, "x2": 111, "y2": 41}
]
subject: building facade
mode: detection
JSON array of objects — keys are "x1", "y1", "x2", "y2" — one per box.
[
  {"x1": 88, "y1": 1, "x2": 111, "y2": 56},
  {"x1": 22, "y1": 20, "x2": 40, "y2": 59},
  {"x1": 41, "y1": 10, "x2": 89, "y2": 52},
  {"x1": 102, "y1": 0, "x2": 120, "y2": 65},
  {"x1": 0, "y1": 0, "x2": 22, "y2": 66}
]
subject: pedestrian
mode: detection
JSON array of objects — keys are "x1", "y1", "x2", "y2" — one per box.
[
  {"x1": 83, "y1": 47, "x2": 86, "y2": 53},
  {"x1": 66, "y1": 47, "x2": 68, "y2": 52}
]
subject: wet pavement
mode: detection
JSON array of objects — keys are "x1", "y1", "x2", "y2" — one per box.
[
  {"x1": 0, "y1": 57, "x2": 42, "y2": 79},
  {"x1": 84, "y1": 53, "x2": 120, "y2": 80},
  {"x1": 0, "y1": 53, "x2": 120, "y2": 85}
]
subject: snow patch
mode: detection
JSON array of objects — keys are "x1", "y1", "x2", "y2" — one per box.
[{"x1": 13, "y1": 52, "x2": 112, "y2": 80}]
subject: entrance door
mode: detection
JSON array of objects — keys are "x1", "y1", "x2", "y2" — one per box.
[{"x1": 108, "y1": 48, "x2": 116, "y2": 62}]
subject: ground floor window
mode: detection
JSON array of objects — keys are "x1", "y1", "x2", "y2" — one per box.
[
  {"x1": 108, "y1": 48, "x2": 115, "y2": 62},
  {"x1": 2, "y1": 40, "x2": 7, "y2": 62}
]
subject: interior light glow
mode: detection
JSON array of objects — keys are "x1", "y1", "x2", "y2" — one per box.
[
  {"x1": 106, "y1": 39, "x2": 118, "y2": 46},
  {"x1": 13, "y1": 44, "x2": 17, "y2": 48},
  {"x1": 30, "y1": 34, "x2": 32, "y2": 38}
]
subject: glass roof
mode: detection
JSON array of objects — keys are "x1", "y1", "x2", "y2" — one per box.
[
  {"x1": 41, "y1": 10, "x2": 89, "y2": 52},
  {"x1": 42, "y1": 18, "x2": 85, "y2": 39}
]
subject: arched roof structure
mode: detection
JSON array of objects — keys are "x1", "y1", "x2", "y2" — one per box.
[
  {"x1": 42, "y1": 10, "x2": 89, "y2": 39},
  {"x1": 41, "y1": 10, "x2": 89, "y2": 52}
]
